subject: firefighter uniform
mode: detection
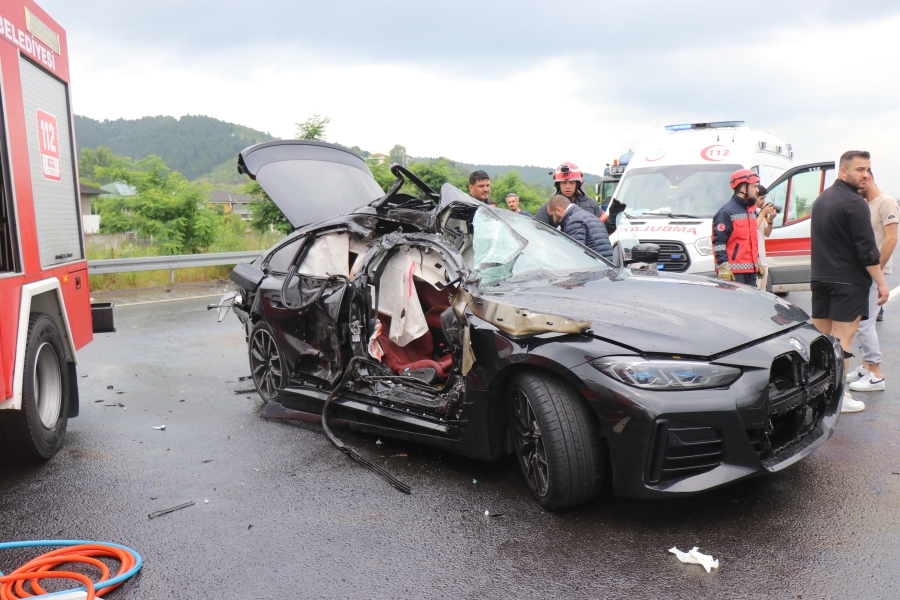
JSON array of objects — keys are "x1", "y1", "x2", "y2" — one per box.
[{"x1": 713, "y1": 193, "x2": 760, "y2": 285}]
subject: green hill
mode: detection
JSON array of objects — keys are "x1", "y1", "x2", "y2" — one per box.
[{"x1": 74, "y1": 114, "x2": 275, "y2": 180}]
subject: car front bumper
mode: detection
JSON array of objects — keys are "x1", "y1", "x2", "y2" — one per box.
[{"x1": 569, "y1": 325, "x2": 842, "y2": 499}]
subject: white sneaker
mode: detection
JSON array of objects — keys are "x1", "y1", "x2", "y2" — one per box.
[
  {"x1": 846, "y1": 366, "x2": 871, "y2": 383},
  {"x1": 849, "y1": 372, "x2": 886, "y2": 392},
  {"x1": 841, "y1": 391, "x2": 866, "y2": 413}
]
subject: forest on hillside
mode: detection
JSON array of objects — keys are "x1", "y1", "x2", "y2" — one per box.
[{"x1": 74, "y1": 114, "x2": 275, "y2": 180}]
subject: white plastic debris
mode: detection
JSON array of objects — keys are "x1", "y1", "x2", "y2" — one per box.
[
  {"x1": 375, "y1": 439, "x2": 383, "y2": 445},
  {"x1": 484, "y1": 510, "x2": 490, "y2": 516},
  {"x1": 152, "y1": 425, "x2": 166, "y2": 430},
  {"x1": 669, "y1": 546, "x2": 719, "y2": 572}
]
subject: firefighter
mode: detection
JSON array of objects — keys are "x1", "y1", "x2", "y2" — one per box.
[
  {"x1": 534, "y1": 162, "x2": 626, "y2": 233},
  {"x1": 713, "y1": 169, "x2": 763, "y2": 285}
]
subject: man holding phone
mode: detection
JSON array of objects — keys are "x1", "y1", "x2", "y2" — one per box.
[{"x1": 754, "y1": 185, "x2": 778, "y2": 290}]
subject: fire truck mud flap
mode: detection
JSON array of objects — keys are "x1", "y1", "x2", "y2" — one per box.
[{"x1": 91, "y1": 302, "x2": 116, "y2": 333}]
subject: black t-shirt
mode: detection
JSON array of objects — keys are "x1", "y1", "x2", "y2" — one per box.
[{"x1": 810, "y1": 179, "x2": 880, "y2": 287}]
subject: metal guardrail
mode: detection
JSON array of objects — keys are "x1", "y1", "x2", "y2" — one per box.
[{"x1": 87, "y1": 250, "x2": 263, "y2": 278}]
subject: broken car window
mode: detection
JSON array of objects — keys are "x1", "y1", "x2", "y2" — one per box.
[{"x1": 473, "y1": 207, "x2": 609, "y2": 287}]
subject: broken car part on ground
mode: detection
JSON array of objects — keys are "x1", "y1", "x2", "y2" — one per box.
[{"x1": 220, "y1": 140, "x2": 844, "y2": 509}]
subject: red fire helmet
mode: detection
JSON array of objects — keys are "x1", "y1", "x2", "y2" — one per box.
[
  {"x1": 730, "y1": 168, "x2": 760, "y2": 189},
  {"x1": 553, "y1": 162, "x2": 583, "y2": 183}
]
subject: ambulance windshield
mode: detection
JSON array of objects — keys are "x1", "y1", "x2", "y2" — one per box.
[{"x1": 615, "y1": 164, "x2": 740, "y2": 218}]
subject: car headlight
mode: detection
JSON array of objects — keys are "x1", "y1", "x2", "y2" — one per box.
[
  {"x1": 591, "y1": 357, "x2": 741, "y2": 390},
  {"x1": 694, "y1": 236, "x2": 713, "y2": 256}
]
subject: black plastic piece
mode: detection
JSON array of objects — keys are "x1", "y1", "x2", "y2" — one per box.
[
  {"x1": 67, "y1": 361, "x2": 79, "y2": 418},
  {"x1": 631, "y1": 243, "x2": 661, "y2": 264},
  {"x1": 91, "y1": 302, "x2": 116, "y2": 333},
  {"x1": 230, "y1": 262, "x2": 266, "y2": 291}
]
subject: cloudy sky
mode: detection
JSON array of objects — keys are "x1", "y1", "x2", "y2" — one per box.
[{"x1": 43, "y1": 0, "x2": 900, "y2": 189}]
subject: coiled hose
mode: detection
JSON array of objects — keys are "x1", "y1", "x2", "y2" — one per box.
[{"x1": 0, "y1": 540, "x2": 141, "y2": 599}]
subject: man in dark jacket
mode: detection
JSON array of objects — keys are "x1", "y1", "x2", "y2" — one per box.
[
  {"x1": 549, "y1": 194, "x2": 613, "y2": 261},
  {"x1": 534, "y1": 162, "x2": 626, "y2": 234},
  {"x1": 712, "y1": 169, "x2": 762, "y2": 286},
  {"x1": 810, "y1": 150, "x2": 890, "y2": 414}
]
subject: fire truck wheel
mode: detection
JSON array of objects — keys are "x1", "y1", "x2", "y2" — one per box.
[{"x1": 0, "y1": 313, "x2": 69, "y2": 461}]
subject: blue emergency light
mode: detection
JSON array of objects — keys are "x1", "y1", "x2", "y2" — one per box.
[{"x1": 665, "y1": 121, "x2": 745, "y2": 131}]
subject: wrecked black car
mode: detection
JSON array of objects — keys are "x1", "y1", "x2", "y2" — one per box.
[{"x1": 222, "y1": 140, "x2": 844, "y2": 509}]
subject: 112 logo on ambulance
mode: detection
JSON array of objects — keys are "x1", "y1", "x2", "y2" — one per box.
[
  {"x1": 700, "y1": 145, "x2": 730, "y2": 162},
  {"x1": 36, "y1": 110, "x2": 61, "y2": 181}
]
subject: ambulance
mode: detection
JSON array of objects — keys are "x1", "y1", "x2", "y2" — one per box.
[
  {"x1": 610, "y1": 121, "x2": 833, "y2": 293},
  {"x1": 0, "y1": 1, "x2": 111, "y2": 461}
]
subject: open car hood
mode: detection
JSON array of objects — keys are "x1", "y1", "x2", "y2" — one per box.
[{"x1": 237, "y1": 140, "x2": 385, "y2": 228}]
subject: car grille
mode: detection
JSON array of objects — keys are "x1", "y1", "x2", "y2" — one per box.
[
  {"x1": 748, "y1": 337, "x2": 836, "y2": 461},
  {"x1": 641, "y1": 239, "x2": 691, "y2": 272},
  {"x1": 647, "y1": 420, "x2": 724, "y2": 484}
]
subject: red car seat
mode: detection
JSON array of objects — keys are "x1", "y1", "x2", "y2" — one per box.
[
  {"x1": 376, "y1": 316, "x2": 452, "y2": 378},
  {"x1": 414, "y1": 280, "x2": 452, "y2": 329}
]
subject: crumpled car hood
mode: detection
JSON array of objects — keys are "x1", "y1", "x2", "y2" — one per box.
[{"x1": 478, "y1": 269, "x2": 809, "y2": 357}]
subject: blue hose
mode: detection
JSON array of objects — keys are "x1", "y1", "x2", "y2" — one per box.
[{"x1": 0, "y1": 540, "x2": 142, "y2": 597}]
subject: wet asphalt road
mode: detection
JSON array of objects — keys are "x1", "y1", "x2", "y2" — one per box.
[{"x1": 2, "y1": 284, "x2": 900, "y2": 599}]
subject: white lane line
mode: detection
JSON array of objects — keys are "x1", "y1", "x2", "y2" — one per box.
[
  {"x1": 113, "y1": 293, "x2": 225, "y2": 307},
  {"x1": 889, "y1": 284, "x2": 900, "y2": 303}
]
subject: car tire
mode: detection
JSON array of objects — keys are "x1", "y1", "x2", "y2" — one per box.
[
  {"x1": 508, "y1": 371, "x2": 604, "y2": 509},
  {"x1": 0, "y1": 313, "x2": 70, "y2": 461},
  {"x1": 249, "y1": 320, "x2": 287, "y2": 403}
]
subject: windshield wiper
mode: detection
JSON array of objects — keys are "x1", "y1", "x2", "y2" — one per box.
[{"x1": 666, "y1": 213, "x2": 702, "y2": 219}]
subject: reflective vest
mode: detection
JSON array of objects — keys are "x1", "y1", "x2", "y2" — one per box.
[{"x1": 712, "y1": 194, "x2": 759, "y2": 274}]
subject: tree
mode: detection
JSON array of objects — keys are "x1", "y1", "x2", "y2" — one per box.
[
  {"x1": 79, "y1": 146, "x2": 129, "y2": 186},
  {"x1": 92, "y1": 155, "x2": 219, "y2": 254},
  {"x1": 490, "y1": 170, "x2": 550, "y2": 214},
  {"x1": 389, "y1": 144, "x2": 408, "y2": 167},
  {"x1": 245, "y1": 180, "x2": 292, "y2": 235},
  {"x1": 296, "y1": 113, "x2": 331, "y2": 141}
]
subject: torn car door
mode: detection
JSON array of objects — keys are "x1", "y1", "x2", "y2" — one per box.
[{"x1": 262, "y1": 230, "x2": 354, "y2": 384}]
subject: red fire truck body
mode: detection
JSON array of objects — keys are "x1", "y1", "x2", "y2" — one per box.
[{"x1": 0, "y1": 1, "x2": 107, "y2": 460}]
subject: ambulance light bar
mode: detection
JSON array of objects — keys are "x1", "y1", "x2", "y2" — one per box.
[{"x1": 665, "y1": 121, "x2": 745, "y2": 131}]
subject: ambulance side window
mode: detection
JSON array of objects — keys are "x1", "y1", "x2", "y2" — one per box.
[
  {"x1": 767, "y1": 180, "x2": 788, "y2": 228},
  {"x1": 786, "y1": 170, "x2": 824, "y2": 223}
]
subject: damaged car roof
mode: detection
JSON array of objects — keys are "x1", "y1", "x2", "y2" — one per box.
[{"x1": 237, "y1": 140, "x2": 385, "y2": 228}]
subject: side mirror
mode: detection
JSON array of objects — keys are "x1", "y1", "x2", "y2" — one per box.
[{"x1": 631, "y1": 243, "x2": 660, "y2": 265}]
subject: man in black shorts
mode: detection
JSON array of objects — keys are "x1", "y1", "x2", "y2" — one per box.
[{"x1": 810, "y1": 150, "x2": 890, "y2": 413}]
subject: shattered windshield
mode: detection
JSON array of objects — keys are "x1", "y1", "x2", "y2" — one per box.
[
  {"x1": 472, "y1": 207, "x2": 610, "y2": 287},
  {"x1": 616, "y1": 164, "x2": 740, "y2": 218}
]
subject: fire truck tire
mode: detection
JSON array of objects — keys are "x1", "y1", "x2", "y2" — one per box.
[{"x1": 0, "y1": 312, "x2": 69, "y2": 461}]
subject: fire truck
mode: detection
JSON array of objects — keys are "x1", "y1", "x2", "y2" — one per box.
[{"x1": 0, "y1": 1, "x2": 111, "y2": 460}]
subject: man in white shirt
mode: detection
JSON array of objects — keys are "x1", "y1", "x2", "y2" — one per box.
[
  {"x1": 753, "y1": 186, "x2": 777, "y2": 290},
  {"x1": 848, "y1": 170, "x2": 899, "y2": 392}
]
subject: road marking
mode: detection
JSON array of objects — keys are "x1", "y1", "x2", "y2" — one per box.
[
  {"x1": 889, "y1": 284, "x2": 900, "y2": 303},
  {"x1": 114, "y1": 293, "x2": 225, "y2": 307}
]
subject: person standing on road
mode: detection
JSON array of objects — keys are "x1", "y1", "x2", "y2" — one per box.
[
  {"x1": 548, "y1": 194, "x2": 614, "y2": 261},
  {"x1": 712, "y1": 169, "x2": 762, "y2": 286},
  {"x1": 753, "y1": 185, "x2": 777, "y2": 290},
  {"x1": 846, "y1": 169, "x2": 899, "y2": 393},
  {"x1": 468, "y1": 170, "x2": 491, "y2": 203},
  {"x1": 810, "y1": 151, "x2": 889, "y2": 413},
  {"x1": 504, "y1": 193, "x2": 532, "y2": 217}
]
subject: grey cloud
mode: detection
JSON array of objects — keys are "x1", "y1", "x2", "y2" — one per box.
[{"x1": 45, "y1": 0, "x2": 900, "y2": 72}]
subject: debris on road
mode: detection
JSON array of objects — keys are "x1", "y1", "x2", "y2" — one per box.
[
  {"x1": 107, "y1": 385, "x2": 114, "y2": 389},
  {"x1": 152, "y1": 425, "x2": 166, "y2": 430},
  {"x1": 669, "y1": 546, "x2": 719, "y2": 572},
  {"x1": 148, "y1": 501, "x2": 195, "y2": 519},
  {"x1": 375, "y1": 439, "x2": 383, "y2": 445}
]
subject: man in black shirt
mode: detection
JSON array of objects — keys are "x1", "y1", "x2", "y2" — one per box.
[{"x1": 810, "y1": 150, "x2": 890, "y2": 413}]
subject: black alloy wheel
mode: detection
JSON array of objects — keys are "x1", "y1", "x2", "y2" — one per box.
[
  {"x1": 511, "y1": 387, "x2": 550, "y2": 498},
  {"x1": 508, "y1": 372, "x2": 605, "y2": 509},
  {"x1": 250, "y1": 323, "x2": 284, "y2": 402}
]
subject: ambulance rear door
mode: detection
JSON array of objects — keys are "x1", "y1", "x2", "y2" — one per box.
[{"x1": 763, "y1": 161, "x2": 835, "y2": 293}]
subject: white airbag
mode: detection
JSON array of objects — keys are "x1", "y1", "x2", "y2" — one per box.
[{"x1": 298, "y1": 233, "x2": 350, "y2": 278}]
